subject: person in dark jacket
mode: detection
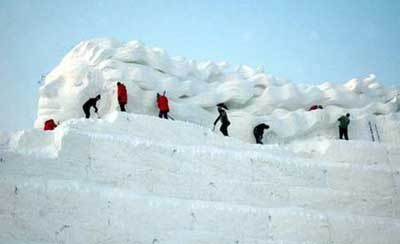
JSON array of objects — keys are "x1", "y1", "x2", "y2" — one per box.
[
  {"x1": 253, "y1": 123, "x2": 270, "y2": 144},
  {"x1": 82, "y1": 94, "x2": 101, "y2": 119},
  {"x1": 117, "y1": 82, "x2": 128, "y2": 112},
  {"x1": 338, "y1": 113, "x2": 350, "y2": 140},
  {"x1": 157, "y1": 92, "x2": 169, "y2": 119},
  {"x1": 213, "y1": 103, "x2": 230, "y2": 136}
]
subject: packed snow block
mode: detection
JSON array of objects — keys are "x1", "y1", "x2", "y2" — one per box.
[
  {"x1": 386, "y1": 145, "x2": 400, "y2": 169},
  {"x1": 84, "y1": 132, "x2": 328, "y2": 189},
  {"x1": 269, "y1": 208, "x2": 330, "y2": 243},
  {"x1": 155, "y1": 231, "x2": 271, "y2": 244},
  {"x1": 8, "y1": 129, "x2": 58, "y2": 157},
  {"x1": 393, "y1": 193, "x2": 400, "y2": 218},
  {"x1": 56, "y1": 129, "x2": 91, "y2": 160},
  {"x1": 66, "y1": 134, "x2": 295, "y2": 208},
  {"x1": 288, "y1": 186, "x2": 398, "y2": 218},
  {"x1": 328, "y1": 214, "x2": 400, "y2": 244},
  {"x1": 0, "y1": 152, "x2": 89, "y2": 183},
  {"x1": 48, "y1": 127, "x2": 398, "y2": 217},
  {"x1": 315, "y1": 140, "x2": 389, "y2": 166},
  {"x1": 0, "y1": 178, "x2": 277, "y2": 243},
  {"x1": 326, "y1": 164, "x2": 395, "y2": 194}
]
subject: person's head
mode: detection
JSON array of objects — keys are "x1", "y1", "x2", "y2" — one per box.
[
  {"x1": 264, "y1": 124, "x2": 270, "y2": 129},
  {"x1": 346, "y1": 113, "x2": 350, "y2": 117},
  {"x1": 117, "y1": 82, "x2": 121, "y2": 86},
  {"x1": 96, "y1": 94, "x2": 101, "y2": 100},
  {"x1": 318, "y1": 105, "x2": 323, "y2": 109},
  {"x1": 157, "y1": 93, "x2": 160, "y2": 98},
  {"x1": 217, "y1": 103, "x2": 228, "y2": 110}
]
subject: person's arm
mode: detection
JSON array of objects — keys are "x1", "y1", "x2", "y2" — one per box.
[
  {"x1": 94, "y1": 104, "x2": 98, "y2": 113},
  {"x1": 214, "y1": 115, "x2": 221, "y2": 125}
]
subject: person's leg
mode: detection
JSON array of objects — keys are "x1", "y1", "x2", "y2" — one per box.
[
  {"x1": 339, "y1": 128, "x2": 344, "y2": 139},
  {"x1": 163, "y1": 111, "x2": 168, "y2": 119},
  {"x1": 119, "y1": 103, "x2": 126, "y2": 112},
  {"x1": 220, "y1": 123, "x2": 228, "y2": 136},
  {"x1": 159, "y1": 111, "x2": 162, "y2": 118},
  {"x1": 258, "y1": 135, "x2": 263, "y2": 144},
  {"x1": 254, "y1": 132, "x2": 262, "y2": 144},
  {"x1": 344, "y1": 128, "x2": 349, "y2": 140},
  {"x1": 83, "y1": 107, "x2": 90, "y2": 119}
]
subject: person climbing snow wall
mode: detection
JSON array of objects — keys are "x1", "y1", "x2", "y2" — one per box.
[
  {"x1": 253, "y1": 123, "x2": 270, "y2": 144},
  {"x1": 117, "y1": 82, "x2": 128, "y2": 112},
  {"x1": 82, "y1": 95, "x2": 101, "y2": 119},
  {"x1": 213, "y1": 103, "x2": 230, "y2": 136},
  {"x1": 157, "y1": 92, "x2": 169, "y2": 119}
]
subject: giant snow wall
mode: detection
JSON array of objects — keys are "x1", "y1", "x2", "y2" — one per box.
[{"x1": 1, "y1": 112, "x2": 400, "y2": 243}]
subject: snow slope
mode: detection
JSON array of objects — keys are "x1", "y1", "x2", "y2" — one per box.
[{"x1": 1, "y1": 112, "x2": 400, "y2": 244}]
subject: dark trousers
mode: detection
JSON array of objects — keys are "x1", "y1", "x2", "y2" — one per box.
[
  {"x1": 254, "y1": 133, "x2": 263, "y2": 144},
  {"x1": 119, "y1": 103, "x2": 126, "y2": 112},
  {"x1": 339, "y1": 127, "x2": 349, "y2": 140},
  {"x1": 83, "y1": 106, "x2": 90, "y2": 119},
  {"x1": 159, "y1": 110, "x2": 168, "y2": 119},
  {"x1": 220, "y1": 123, "x2": 230, "y2": 136}
]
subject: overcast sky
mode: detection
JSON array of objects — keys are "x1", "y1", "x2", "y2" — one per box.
[{"x1": 1, "y1": 0, "x2": 399, "y2": 131}]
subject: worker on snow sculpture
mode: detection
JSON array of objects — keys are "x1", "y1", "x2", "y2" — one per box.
[
  {"x1": 337, "y1": 113, "x2": 350, "y2": 140},
  {"x1": 253, "y1": 123, "x2": 270, "y2": 144},
  {"x1": 43, "y1": 119, "x2": 58, "y2": 131},
  {"x1": 82, "y1": 94, "x2": 101, "y2": 119},
  {"x1": 213, "y1": 103, "x2": 230, "y2": 136},
  {"x1": 157, "y1": 91, "x2": 169, "y2": 119},
  {"x1": 117, "y1": 82, "x2": 128, "y2": 112},
  {"x1": 308, "y1": 105, "x2": 324, "y2": 111}
]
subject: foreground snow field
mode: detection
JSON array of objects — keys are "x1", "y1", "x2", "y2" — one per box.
[
  {"x1": 1, "y1": 112, "x2": 400, "y2": 244},
  {"x1": 1, "y1": 38, "x2": 400, "y2": 243}
]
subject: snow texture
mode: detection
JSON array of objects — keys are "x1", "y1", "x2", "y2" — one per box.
[{"x1": 1, "y1": 38, "x2": 400, "y2": 244}]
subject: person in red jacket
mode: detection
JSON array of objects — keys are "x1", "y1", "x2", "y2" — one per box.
[
  {"x1": 157, "y1": 92, "x2": 169, "y2": 119},
  {"x1": 308, "y1": 105, "x2": 323, "y2": 111},
  {"x1": 43, "y1": 119, "x2": 58, "y2": 131},
  {"x1": 117, "y1": 82, "x2": 128, "y2": 112}
]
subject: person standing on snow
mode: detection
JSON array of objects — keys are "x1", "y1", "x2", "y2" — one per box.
[
  {"x1": 117, "y1": 82, "x2": 128, "y2": 112},
  {"x1": 338, "y1": 113, "x2": 350, "y2": 140},
  {"x1": 157, "y1": 91, "x2": 169, "y2": 119},
  {"x1": 253, "y1": 123, "x2": 270, "y2": 144},
  {"x1": 82, "y1": 94, "x2": 101, "y2": 119},
  {"x1": 213, "y1": 103, "x2": 230, "y2": 136},
  {"x1": 43, "y1": 119, "x2": 58, "y2": 131}
]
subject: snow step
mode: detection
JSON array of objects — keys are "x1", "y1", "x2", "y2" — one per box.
[{"x1": 1, "y1": 178, "x2": 399, "y2": 244}]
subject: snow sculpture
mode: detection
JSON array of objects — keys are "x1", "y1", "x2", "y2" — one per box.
[{"x1": 35, "y1": 38, "x2": 399, "y2": 142}]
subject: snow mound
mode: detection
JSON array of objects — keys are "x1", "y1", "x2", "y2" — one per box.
[
  {"x1": 1, "y1": 112, "x2": 400, "y2": 244},
  {"x1": 35, "y1": 38, "x2": 400, "y2": 143}
]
